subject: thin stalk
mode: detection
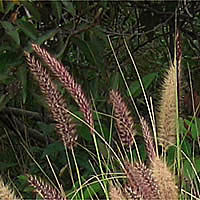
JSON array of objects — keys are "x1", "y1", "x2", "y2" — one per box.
[
  {"x1": 123, "y1": 38, "x2": 158, "y2": 157},
  {"x1": 21, "y1": 142, "x2": 57, "y2": 188},
  {"x1": 92, "y1": 131, "x2": 109, "y2": 199},
  {"x1": 46, "y1": 155, "x2": 64, "y2": 195},
  {"x1": 64, "y1": 147, "x2": 75, "y2": 191},
  {"x1": 61, "y1": 107, "x2": 125, "y2": 170},
  {"x1": 91, "y1": 96, "x2": 109, "y2": 199},
  {"x1": 71, "y1": 147, "x2": 84, "y2": 200},
  {"x1": 173, "y1": 17, "x2": 181, "y2": 188},
  {"x1": 150, "y1": 96, "x2": 158, "y2": 155},
  {"x1": 107, "y1": 36, "x2": 141, "y2": 163},
  {"x1": 188, "y1": 64, "x2": 200, "y2": 146}
]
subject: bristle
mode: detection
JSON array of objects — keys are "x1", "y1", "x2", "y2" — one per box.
[
  {"x1": 109, "y1": 90, "x2": 135, "y2": 146},
  {"x1": 25, "y1": 53, "x2": 77, "y2": 149},
  {"x1": 124, "y1": 183, "x2": 142, "y2": 200},
  {"x1": 151, "y1": 156, "x2": 178, "y2": 200},
  {"x1": 27, "y1": 175, "x2": 67, "y2": 200},
  {"x1": 31, "y1": 44, "x2": 94, "y2": 135},
  {"x1": 124, "y1": 162, "x2": 160, "y2": 200},
  {"x1": 109, "y1": 185, "x2": 127, "y2": 200},
  {"x1": 157, "y1": 64, "x2": 177, "y2": 150},
  {"x1": 0, "y1": 177, "x2": 17, "y2": 200},
  {"x1": 140, "y1": 116, "x2": 156, "y2": 162}
]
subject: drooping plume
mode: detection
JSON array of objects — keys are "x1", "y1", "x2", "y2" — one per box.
[
  {"x1": 31, "y1": 44, "x2": 94, "y2": 135},
  {"x1": 109, "y1": 90, "x2": 135, "y2": 146},
  {"x1": 28, "y1": 175, "x2": 67, "y2": 200},
  {"x1": 25, "y1": 53, "x2": 77, "y2": 149}
]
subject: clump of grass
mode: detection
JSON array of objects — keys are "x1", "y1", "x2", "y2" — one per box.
[
  {"x1": 107, "y1": 86, "x2": 178, "y2": 199},
  {"x1": 8, "y1": 32, "x2": 196, "y2": 199}
]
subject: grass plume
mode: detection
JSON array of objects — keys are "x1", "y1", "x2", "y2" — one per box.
[
  {"x1": 27, "y1": 175, "x2": 67, "y2": 200},
  {"x1": 124, "y1": 161, "x2": 160, "y2": 200},
  {"x1": 151, "y1": 156, "x2": 178, "y2": 200},
  {"x1": 157, "y1": 64, "x2": 177, "y2": 150},
  {"x1": 140, "y1": 116, "x2": 156, "y2": 162},
  {"x1": 109, "y1": 89, "x2": 135, "y2": 146},
  {"x1": 0, "y1": 177, "x2": 17, "y2": 200},
  {"x1": 109, "y1": 185, "x2": 126, "y2": 200},
  {"x1": 31, "y1": 44, "x2": 94, "y2": 135},
  {"x1": 25, "y1": 53, "x2": 77, "y2": 149}
]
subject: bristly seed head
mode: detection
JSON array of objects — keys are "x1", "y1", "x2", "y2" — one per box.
[
  {"x1": 0, "y1": 177, "x2": 17, "y2": 200},
  {"x1": 25, "y1": 53, "x2": 77, "y2": 149},
  {"x1": 109, "y1": 90, "x2": 135, "y2": 146},
  {"x1": 140, "y1": 116, "x2": 156, "y2": 162},
  {"x1": 31, "y1": 44, "x2": 94, "y2": 135},
  {"x1": 124, "y1": 161, "x2": 160, "y2": 200},
  {"x1": 27, "y1": 175, "x2": 67, "y2": 200}
]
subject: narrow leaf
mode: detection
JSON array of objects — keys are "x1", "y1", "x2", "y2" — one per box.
[
  {"x1": 1, "y1": 21, "x2": 20, "y2": 45},
  {"x1": 17, "y1": 19, "x2": 38, "y2": 40}
]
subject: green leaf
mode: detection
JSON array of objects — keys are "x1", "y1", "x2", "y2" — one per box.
[
  {"x1": 87, "y1": 38, "x2": 105, "y2": 69},
  {"x1": 21, "y1": 1, "x2": 41, "y2": 21},
  {"x1": 1, "y1": 21, "x2": 20, "y2": 45},
  {"x1": 36, "y1": 29, "x2": 59, "y2": 45},
  {"x1": 0, "y1": 52, "x2": 22, "y2": 73},
  {"x1": 83, "y1": 182, "x2": 103, "y2": 199},
  {"x1": 181, "y1": 139, "x2": 191, "y2": 156},
  {"x1": 183, "y1": 158, "x2": 200, "y2": 180},
  {"x1": 167, "y1": 146, "x2": 176, "y2": 166},
  {"x1": 78, "y1": 124, "x2": 93, "y2": 141},
  {"x1": 41, "y1": 142, "x2": 64, "y2": 159},
  {"x1": 0, "y1": 0, "x2": 4, "y2": 13},
  {"x1": 71, "y1": 36, "x2": 97, "y2": 66},
  {"x1": 61, "y1": 1, "x2": 76, "y2": 16},
  {"x1": 0, "y1": 161, "x2": 17, "y2": 170},
  {"x1": 184, "y1": 118, "x2": 200, "y2": 140},
  {"x1": 16, "y1": 19, "x2": 38, "y2": 40},
  {"x1": 191, "y1": 118, "x2": 200, "y2": 140},
  {"x1": 18, "y1": 66, "x2": 27, "y2": 104},
  {"x1": 0, "y1": 94, "x2": 10, "y2": 111},
  {"x1": 51, "y1": 1, "x2": 62, "y2": 21},
  {"x1": 128, "y1": 72, "x2": 158, "y2": 97}
]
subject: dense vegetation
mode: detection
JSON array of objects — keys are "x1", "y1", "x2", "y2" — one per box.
[{"x1": 1, "y1": 1, "x2": 200, "y2": 199}]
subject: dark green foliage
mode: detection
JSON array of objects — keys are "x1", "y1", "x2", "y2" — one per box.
[{"x1": 0, "y1": 1, "x2": 200, "y2": 199}]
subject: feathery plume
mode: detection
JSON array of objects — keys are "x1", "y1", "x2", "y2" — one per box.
[
  {"x1": 151, "y1": 156, "x2": 178, "y2": 200},
  {"x1": 25, "y1": 53, "x2": 77, "y2": 149},
  {"x1": 140, "y1": 116, "x2": 156, "y2": 162},
  {"x1": 28, "y1": 175, "x2": 67, "y2": 200},
  {"x1": 124, "y1": 162, "x2": 160, "y2": 200},
  {"x1": 109, "y1": 184, "x2": 126, "y2": 200},
  {"x1": 31, "y1": 44, "x2": 94, "y2": 135},
  {"x1": 157, "y1": 64, "x2": 177, "y2": 150},
  {"x1": 0, "y1": 177, "x2": 17, "y2": 200},
  {"x1": 109, "y1": 90, "x2": 135, "y2": 146}
]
